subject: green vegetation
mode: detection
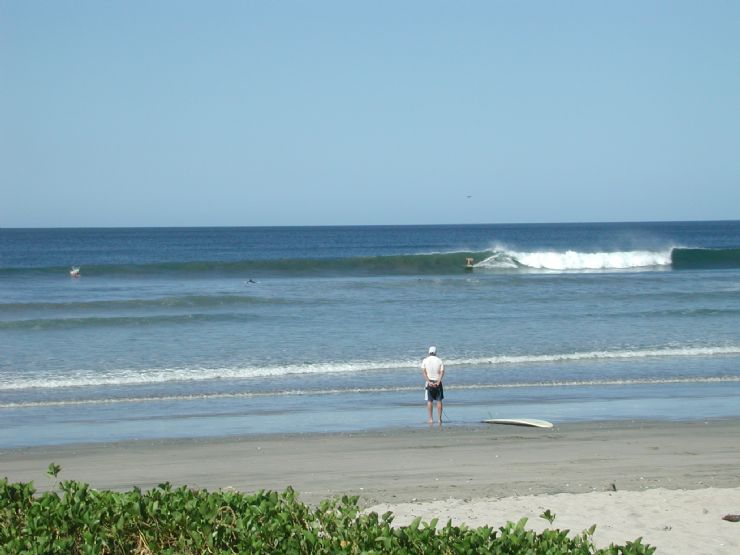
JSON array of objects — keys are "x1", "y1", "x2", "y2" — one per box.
[{"x1": 0, "y1": 464, "x2": 655, "y2": 554}]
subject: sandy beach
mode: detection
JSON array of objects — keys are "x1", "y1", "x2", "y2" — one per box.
[{"x1": 2, "y1": 420, "x2": 739, "y2": 553}]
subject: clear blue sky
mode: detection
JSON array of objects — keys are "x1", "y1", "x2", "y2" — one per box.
[{"x1": 2, "y1": 1, "x2": 738, "y2": 227}]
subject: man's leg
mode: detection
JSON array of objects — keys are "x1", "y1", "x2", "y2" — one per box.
[
  {"x1": 427, "y1": 401, "x2": 433, "y2": 424},
  {"x1": 437, "y1": 400, "x2": 443, "y2": 424}
]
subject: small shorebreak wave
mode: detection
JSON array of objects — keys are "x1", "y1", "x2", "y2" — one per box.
[
  {"x1": 3, "y1": 247, "x2": 738, "y2": 278},
  {"x1": 3, "y1": 345, "x2": 739, "y2": 391},
  {"x1": 2, "y1": 376, "x2": 739, "y2": 409}
]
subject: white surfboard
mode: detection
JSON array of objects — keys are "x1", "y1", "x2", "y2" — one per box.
[{"x1": 482, "y1": 418, "x2": 553, "y2": 428}]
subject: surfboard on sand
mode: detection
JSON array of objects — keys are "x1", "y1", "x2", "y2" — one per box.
[{"x1": 482, "y1": 418, "x2": 553, "y2": 428}]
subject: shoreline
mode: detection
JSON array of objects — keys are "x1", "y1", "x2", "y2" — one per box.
[
  {"x1": 3, "y1": 419, "x2": 739, "y2": 552},
  {"x1": 2, "y1": 419, "x2": 738, "y2": 503}
]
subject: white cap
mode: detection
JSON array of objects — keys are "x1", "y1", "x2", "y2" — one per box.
[{"x1": 428, "y1": 345, "x2": 437, "y2": 355}]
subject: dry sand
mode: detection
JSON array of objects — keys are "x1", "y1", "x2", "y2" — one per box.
[
  {"x1": 2, "y1": 419, "x2": 739, "y2": 552},
  {"x1": 368, "y1": 487, "x2": 740, "y2": 554}
]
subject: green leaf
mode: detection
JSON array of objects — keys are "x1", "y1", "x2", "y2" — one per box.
[
  {"x1": 46, "y1": 463, "x2": 62, "y2": 478},
  {"x1": 540, "y1": 509, "x2": 556, "y2": 524}
]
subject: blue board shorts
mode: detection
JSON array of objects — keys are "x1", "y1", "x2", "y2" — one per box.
[{"x1": 425, "y1": 383, "x2": 444, "y2": 401}]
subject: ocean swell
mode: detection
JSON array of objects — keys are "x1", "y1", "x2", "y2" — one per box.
[{"x1": 2, "y1": 247, "x2": 739, "y2": 278}]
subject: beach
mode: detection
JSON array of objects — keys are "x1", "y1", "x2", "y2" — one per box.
[{"x1": 2, "y1": 419, "x2": 739, "y2": 553}]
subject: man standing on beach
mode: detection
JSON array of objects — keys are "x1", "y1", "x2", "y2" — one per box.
[{"x1": 421, "y1": 346, "x2": 444, "y2": 424}]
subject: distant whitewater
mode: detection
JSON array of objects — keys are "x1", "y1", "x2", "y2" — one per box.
[
  {"x1": 476, "y1": 248, "x2": 672, "y2": 271},
  {"x1": 476, "y1": 246, "x2": 740, "y2": 272}
]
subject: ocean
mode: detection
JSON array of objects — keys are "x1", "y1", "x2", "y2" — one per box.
[{"x1": 1, "y1": 221, "x2": 739, "y2": 448}]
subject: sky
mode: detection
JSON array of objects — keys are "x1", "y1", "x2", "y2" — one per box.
[{"x1": 1, "y1": 1, "x2": 739, "y2": 228}]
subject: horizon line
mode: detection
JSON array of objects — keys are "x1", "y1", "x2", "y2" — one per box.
[{"x1": 2, "y1": 218, "x2": 739, "y2": 231}]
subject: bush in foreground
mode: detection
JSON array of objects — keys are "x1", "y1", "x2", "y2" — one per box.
[{"x1": 0, "y1": 465, "x2": 655, "y2": 554}]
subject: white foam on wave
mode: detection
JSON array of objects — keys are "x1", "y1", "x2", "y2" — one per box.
[
  {"x1": 477, "y1": 247, "x2": 673, "y2": 271},
  {"x1": 2, "y1": 346, "x2": 739, "y2": 391},
  {"x1": 451, "y1": 346, "x2": 740, "y2": 366},
  {"x1": 0, "y1": 360, "x2": 416, "y2": 391}
]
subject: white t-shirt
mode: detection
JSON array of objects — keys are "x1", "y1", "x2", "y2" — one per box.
[{"x1": 421, "y1": 355, "x2": 444, "y2": 381}]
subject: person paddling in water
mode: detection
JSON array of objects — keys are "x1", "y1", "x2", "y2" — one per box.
[{"x1": 421, "y1": 345, "x2": 445, "y2": 424}]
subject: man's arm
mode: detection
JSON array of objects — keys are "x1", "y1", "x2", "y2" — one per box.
[{"x1": 421, "y1": 361, "x2": 429, "y2": 382}]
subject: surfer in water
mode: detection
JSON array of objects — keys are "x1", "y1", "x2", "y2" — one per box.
[{"x1": 421, "y1": 345, "x2": 445, "y2": 424}]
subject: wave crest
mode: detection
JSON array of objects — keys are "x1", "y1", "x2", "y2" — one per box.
[
  {"x1": 2, "y1": 375, "x2": 739, "y2": 409},
  {"x1": 3, "y1": 345, "x2": 739, "y2": 391},
  {"x1": 3, "y1": 247, "x2": 739, "y2": 277}
]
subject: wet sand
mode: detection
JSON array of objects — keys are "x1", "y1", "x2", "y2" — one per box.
[{"x1": 2, "y1": 419, "x2": 739, "y2": 552}]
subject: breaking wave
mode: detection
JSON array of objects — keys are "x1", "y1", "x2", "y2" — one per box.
[
  {"x1": 4, "y1": 247, "x2": 737, "y2": 278},
  {"x1": 2, "y1": 345, "x2": 739, "y2": 391},
  {"x1": 2, "y1": 375, "x2": 739, "y2": 409},
  {"x1": 476, "y1": 249, "x2": 672, "y2": 271}
]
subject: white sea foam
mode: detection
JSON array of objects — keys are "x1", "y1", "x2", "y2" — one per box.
[
  {"x1": 476, "y1": 248, "x2": 673, "y2": 271},
  {"x1": 451, "y1": 346, "x2": 740, "y2": 366},
  {"x1": 0, "y1": 360, "x2": 414, "y2": 391},
  {"x1": 2, "y1": 346, "x2": 739, "y2": 391}
]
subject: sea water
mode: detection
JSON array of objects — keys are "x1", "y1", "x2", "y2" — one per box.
[{"x1": 1, "y1": 222, "x2": 739, "y2": 447}]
